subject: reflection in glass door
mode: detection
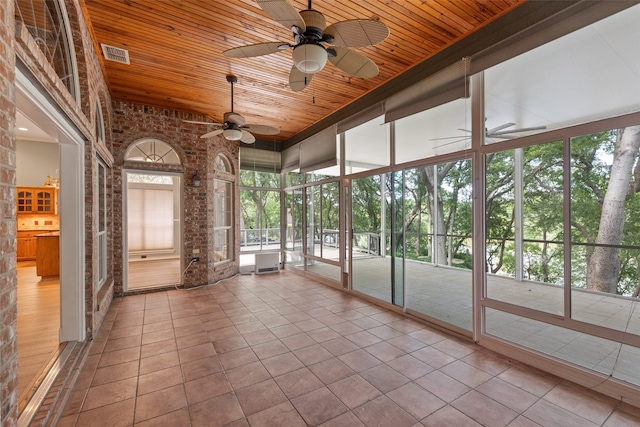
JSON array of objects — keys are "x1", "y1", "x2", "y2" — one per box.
[
  {"x1": 352, "y1": 174, "x2": 394, "y2": 304},
  {"x1": 404, "y1": 160, "x2": 473, "y2": 333}
]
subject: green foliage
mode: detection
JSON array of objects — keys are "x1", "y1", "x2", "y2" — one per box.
[{"x1": 277, "y1": 127, "x2": 640, "y2": 297}]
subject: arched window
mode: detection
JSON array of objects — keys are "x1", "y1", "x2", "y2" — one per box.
[
  {"x1": 125, "y1": 139, "x2": 180, "y2": 164},
  {"x1": 214, "y1": 154, "x2": 232, "y2": 173},
  {"x1": 15, "y1": 0, "x2": 79, "y2": 100},
  {"x1": 95, "y1": 101, "x2": 105, "y2": 143}
]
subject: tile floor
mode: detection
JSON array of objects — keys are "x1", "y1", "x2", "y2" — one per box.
[{"x1": 56, "y1": 271, "x2": 640, "y2": 426}]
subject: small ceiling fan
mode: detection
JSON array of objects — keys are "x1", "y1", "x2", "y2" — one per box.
[
  {"x1": 184, "y1": 75, "x2": 279, "y2": 144},
  {"x1": 431, "y1": 122, "x2": 547, "y2": 148},
  {"x1": 223, "y1": 0, "x2": 389, "y2": 92}
]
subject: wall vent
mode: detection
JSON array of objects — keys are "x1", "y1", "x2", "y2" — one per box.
[{"x1": 100, "y1": 44, "x2": 130, "y2": 64}]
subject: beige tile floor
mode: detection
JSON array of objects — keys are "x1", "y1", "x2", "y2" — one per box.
[{"x1": 57, "y1": 271, "x2": 640, "y2": 426}]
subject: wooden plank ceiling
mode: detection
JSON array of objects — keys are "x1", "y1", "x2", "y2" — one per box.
[{"x1": 81, "y1": 0, "x2": 524, "y2": 143}]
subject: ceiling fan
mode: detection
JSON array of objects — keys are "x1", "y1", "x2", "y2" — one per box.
[
  {"x1": 184, "y1": 75, "x2": 279, "y2": 144},
  {"x1": 223, "y1": 0, "x2": 390, "y2": 92},
  {"x1": 431, "y1": 122, "x2": 547, "y2": 148}
]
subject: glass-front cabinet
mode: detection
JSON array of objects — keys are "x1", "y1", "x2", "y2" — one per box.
[{"x1": 17, "y1": 187, "x2": 57, "y2": 214}]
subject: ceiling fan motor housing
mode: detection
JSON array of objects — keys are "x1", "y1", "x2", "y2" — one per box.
[{"x1": 292, "y1": 9, "x2": 329, "y2": 74}]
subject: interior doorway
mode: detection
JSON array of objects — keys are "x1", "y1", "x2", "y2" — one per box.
[
  {"x1": 124, "y1": 171, "x2": 183, "y2": 291},
  {"x1": 15, "y1": 71, "x2": 86, "y2": 415},
  {"x1": 15, "y1": 115, "x2": 62, "y2": 411}
]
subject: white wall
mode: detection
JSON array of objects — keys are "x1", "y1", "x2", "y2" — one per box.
[{"x1": 16, "y1": 140, "x2": 60, "y2": 187}]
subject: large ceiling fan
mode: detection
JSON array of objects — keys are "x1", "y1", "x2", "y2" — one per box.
[
  {"x1": 431, "y1": 122, "x2": 547, "y2": 148},
  {"x1": 184, "y1": 75, "x2": 279, "y2": 144},
  {"x1": 223, "y1": 0, "x2": 390, "y2": 92}
]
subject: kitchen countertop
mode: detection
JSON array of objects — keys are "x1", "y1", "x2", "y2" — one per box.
[{"x1": 35, "y1": 231, "x2": 60, "y2": 237}]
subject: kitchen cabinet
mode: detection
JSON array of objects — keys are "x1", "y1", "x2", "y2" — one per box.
[
  {"x1": 36, "y1": 232, "x2": 60, "y2": 277},
  {"x1": 17, "y1": 230, "x2": 40, "y2": 261},
  {"x1": 17, "y1": 187, "x2": 57, "y2": 214}
]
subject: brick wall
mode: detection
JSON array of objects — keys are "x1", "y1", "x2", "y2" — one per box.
[
  {"x1": 0, "y1": 1, "x2": 18, "y2": 425},
  {"x1": 111, "y1": 102, "x2": 240, "y2": 293},
  {"x1": 14, "y1": 0, "x2": 116, "y2": 340}
]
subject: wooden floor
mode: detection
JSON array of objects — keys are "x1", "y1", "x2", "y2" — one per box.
[
  {"x1": 16, "y1": 261, "x2": 60, "y2": 411},
  {"x1": 128, "y1": 258, "x2": 181, "y2": 290}
]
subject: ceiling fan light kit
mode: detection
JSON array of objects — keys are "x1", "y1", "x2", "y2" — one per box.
[
  {"x1": 183, "y1": 75, "x2": 280, "y2": 143},
  {"x1": 292, "y1": 43, "x2": 327, "y2": 73},
  {"x1": 223, "y1": 128, "x2": 243, "y2": 141},
  {"x1": 223, "y1": 0, "x2": 389, "y2": 91}
]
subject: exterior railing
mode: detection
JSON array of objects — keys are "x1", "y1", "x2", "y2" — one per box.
[{"x1": 240, "y1": 228, "x2": 281, "y2": 248}]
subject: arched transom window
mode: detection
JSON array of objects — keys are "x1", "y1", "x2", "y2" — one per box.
[
  {"x1": 125, "y1": 139, "x2": 181, "y2": 164},
  {"x1": 214, "y1": 154, "x2": 232, "y2": 173},
  {"x1": 15, "y1": 0, "x2": 79, "y2": 100}
]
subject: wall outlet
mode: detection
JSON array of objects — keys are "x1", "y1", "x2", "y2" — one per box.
[{"x1": 192, "y1": 248, "x2": 200, "y2": 254}]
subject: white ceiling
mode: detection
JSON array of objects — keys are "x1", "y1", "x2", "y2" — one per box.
[{"x1": 16, "y1": 111, "x2": 56, "y2": 143}]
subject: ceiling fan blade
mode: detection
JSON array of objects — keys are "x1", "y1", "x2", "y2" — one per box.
[
  {"x1": 244, "y1": 123, "x2": 280, "y2": 135},
  {"x1": 200, "y1": 128, "x2": 224, "y2": 138},
  {"x1": 240, "y1": 130, "x2": 256, "y2": 144},
  {"x1": 223, "y1": 42, "x2": 286, "y2": 58},
  {"x1": 485, "y1": 122, "x2": 516, "y2": 134},
  {"x1": 329, "y1": 46, "x2": 378, "y2": 78},
  {"x1": 182, "y1": 119, "x2": 223, "y2": 126},
  {"x1": 324, "y1": 20, "x2": 390, "y2": 47},
  {"x1": 433, "y1": 138, "x2": 469, "y2": 148},
  {"x1": 224, "y1": 112, "x2": 246, "y2": 126},
  {"x1": 289, "y1": 66, "x2": 313, "y2": 92},
  {"x1": 487, "y1": 135, "x2": 516, "y2": 140},
  {"x1": 490, "y1": 125, "x2": 547, "y2": 136},
  {"x1": 429, "y1": 135, "x2": 470, "y2": 141},
  {"x1": 256, "y1": 0, "x2": 306, "y2": 32}
]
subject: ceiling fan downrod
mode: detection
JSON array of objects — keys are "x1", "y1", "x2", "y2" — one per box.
[{"x1": 226, "y1": 74, "x2": 237, "y2": 113}]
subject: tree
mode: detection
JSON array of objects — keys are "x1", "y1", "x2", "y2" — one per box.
[{"x1": 585, "y1": 126, "x2": 640, "y2": 293}]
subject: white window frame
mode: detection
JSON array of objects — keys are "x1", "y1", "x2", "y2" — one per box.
[
  {"x1": 97, "y1": 158, "x2": 107, "y2": 289},
  {"x1": 213, "y1": 178, "x2": 233, "y2": 265}
]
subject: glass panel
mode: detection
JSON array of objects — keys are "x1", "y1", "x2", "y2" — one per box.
[
  {"x1": 98, "y1": 162, "x2": 106, "y2": 232},
  {"x1": 36, "y1": 191, "x2": 52, "y2": 212},
  {"x1": 17, "y1": 190, "x2": 33, "y2": 212},
  {"x1": 214, "y1": 179, "x2": 233, "y2": 263},
  {"x1": 485, "y1": 308, "x2": 640, "y2": 387},
  {"x1": 352, "y1": 174, "x2": 390, "y2": 303},
  {"x1": 215, "y1": 154, "x2": 231, "y2": 173},
  {"x1": 306, "y1": 171, "x2": 337, "y2": 182},
  {"x1": 127, "y1": 173, "x2": 173, "y2": 184},
  {"x1": 125, "y1": 139, "x2": 180, "y2": 164},
  {"x1": 240, "y1": 170, "x2": 279, "y2": 188},
  {"x1": 486, "y1": 142, "x2": 565, "y2": 316},
  {"x1": 285, "y1": 171, "x2": 303, "y2": 188},
  {"x1": 321, "y1": 182, "x2": 340, "y2": 262},
  {"x1": 15, "y1": 0, "x2": 77, "y2": 98},
  {"x1": 345, "y1": 115, "x2": 390, "y2": 174},
  {"x1": 213, "y1": 229, "x2": 231, "y2": 263},
  {"x1": 306, "y1": 259, "x2": 341, "y2": 283},
  {"x1": 98, "y1": 161, "x2": 107, "y2": 286},
  {"x1": 395, "y1": 98, "x2": 471, "y2": 163},
  {"x1": 391, "y1": 171, "x2": 403, "y2": 306},
  {"x1": 405, "y1": 160, "x2": 473, "y2": 331},
  {"x1": 484, "y1": 5, "x2": 640, "y2": 143},
  {"x1": 285, "y1": 189, "x2": 304, "y2": 257},
  {"x1": 214, "y1": 180, "x2": 232, "y2": 227},
  {"x1": 306, "y1": 185, "x2": 317, "y2": 257},
  {"x1": 570, "y1": 127, "x2": 640, "y2": 335},
  {"x1": 240, "y1": 189, "x2": 280, "y2": 252},
  {"x1": 286, "y1": 251, "x2": 304, "y2": 270}
]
